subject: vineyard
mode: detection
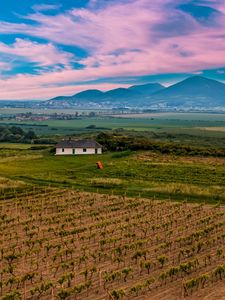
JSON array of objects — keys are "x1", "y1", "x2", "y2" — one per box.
[{"x1": 1, "y1": 188, "x2": 225, "y2": 299}]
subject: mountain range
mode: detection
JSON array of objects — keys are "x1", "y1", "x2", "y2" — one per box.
[{"x1": 45, "y1": 76, "x2": 225, "y2": 109}]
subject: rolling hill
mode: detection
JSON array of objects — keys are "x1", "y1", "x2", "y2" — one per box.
[
  {"x1": 149, "y1": 76, "x2": 225, "y2": 107},
  {"x1": 46, "y1": 83, "x2": 165, "y2": 107},
  {"x1": 44, "y1": 76, "x2": 225, "y2": 109},
  {"x1": 128, "y1": 82, "x2": 165, "y2": 95}
]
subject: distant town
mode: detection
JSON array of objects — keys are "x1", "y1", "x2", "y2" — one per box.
[{"x1": 1, "y1": 76, "x2": 225, "y2": 114}]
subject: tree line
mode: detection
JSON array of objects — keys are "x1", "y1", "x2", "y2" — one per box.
[
  {"x1": 97, "y1": 132, "x2": 225, "y2": 157},
  {"x1": 0, "y1": 125, "x2": 36, "y2": 143}
]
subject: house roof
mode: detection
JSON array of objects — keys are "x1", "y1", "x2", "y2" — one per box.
[{"x1": 56, "y1": 139, "x2": 102, "y2": 149}]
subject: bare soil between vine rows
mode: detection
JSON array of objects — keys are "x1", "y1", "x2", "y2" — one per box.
[{"x1": 1, "y1": 188, "x2": 225, "y2": 300}]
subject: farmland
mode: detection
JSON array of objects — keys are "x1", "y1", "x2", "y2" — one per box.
[
  {"x1": 1, "y1": 112, "x2": 225, "y2": 146},
  {"x1": 1, "y1": 112, "x2": 225, "y2": 299},
  {"x1": 2, "y1": 146, "x2": 225, "y2": 203},
  {"x1": 1, "y1": 188, "x2": 225, "y2": 300}
]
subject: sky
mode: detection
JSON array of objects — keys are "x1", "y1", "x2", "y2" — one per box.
[{"x1": 0, "y1": 0, "x2": 225, "y2": 100}]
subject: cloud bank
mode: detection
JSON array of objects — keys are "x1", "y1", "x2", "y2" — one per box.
[{"x1": 0, "y1": 0, "x2": 225, "y2": 99}]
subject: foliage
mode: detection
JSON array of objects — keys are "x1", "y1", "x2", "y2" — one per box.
[
  {"x1": 0, "y1": 125, "x2": 36, "y2": 143},
  {"x1": 97, "y1": 132, "x2": 225, "y2": 157}
]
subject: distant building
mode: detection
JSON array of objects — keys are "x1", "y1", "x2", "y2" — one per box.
[{"x1": 55, "y1": 139, "x2": 102, "y2": 155}]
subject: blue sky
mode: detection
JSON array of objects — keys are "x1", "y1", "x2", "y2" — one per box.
[{"x1": 0, "y1": 0, "x2": 225, "y2": 99}]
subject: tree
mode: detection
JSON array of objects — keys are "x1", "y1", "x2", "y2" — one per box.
[
  {"x1": 24, "y1": 130, "x2": 36, "y2": 141},
  {"x1": 11, "y1": 126, "x2": 24, "y2": 135}
]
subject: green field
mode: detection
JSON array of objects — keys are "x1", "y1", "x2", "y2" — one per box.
[
  {"x1": 3, "y1": 113, "x2": 225, "y2": 129},
  {"x1": 2, "y1": 112, "x2": 225, "y2": 144},
  {"x1": 1, "y1": 112, "x2": 225, "y2": 203},
  {"x1": 1, "y1": 145, "x2": 225, "y2": 204},
  {"x1": 0, "y1": 107, "x2": 110, "y2": 115}
]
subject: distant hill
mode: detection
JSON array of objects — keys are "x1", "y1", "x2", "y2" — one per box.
[
  {"x1": 149, "y1": 76, "x2": 225, "y2": 107},
  {"x1": 101, "y1": 88, "x2": 141, "y2": 103},
  {"x1": 73, "y1": 89, "x2": 104, "y2": 100},
  {"x1": 47, "y1": 83, "x2": 165, "y2": 106},
  {"x1": 44, "y1": 76, "x2": 225, "y2": 109},
  {"x1": 128, "y1": 83, "x2": 165, "y2": 95}
]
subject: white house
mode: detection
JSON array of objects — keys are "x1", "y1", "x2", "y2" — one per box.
[{"x1": 55, "y1": 139, "x2": 102, "y2": 155}]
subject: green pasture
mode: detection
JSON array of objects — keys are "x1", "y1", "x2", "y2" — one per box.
[
  {"x1": 0, "y1": 143, "x2": 49, "y2": 149},
  {"x1": 1, "y1": 112, "x2": 225, "y2": 203},
  {"x1": 1, "y1": 112, "x2": 225, "y2": 138},
  {"x1": 1, "y1": 145, "x2": 225, "y2": 204},
  {"x1": 0, "y1": 107, "x2": 110, "y2": 115}
]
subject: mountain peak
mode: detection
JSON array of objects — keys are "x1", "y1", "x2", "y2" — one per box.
[
  {"x1": 172, "y1": 75, "x2": 225, "y2": 88},
  {"x1": 46, "y1": 76, "x2": 225, "y2": 109},
  {"x1": 73, "y1": 89, "x2": 103, "y2": 98},
  {"x1": 151, "y1": 75, "x2": 225, "y2": 106},
  {"x1": 183, "y1": 75, "x2": 212, "y2": 82},
  {"x1": 128, "y1": 82, "x2": 165, "y2": 95}
]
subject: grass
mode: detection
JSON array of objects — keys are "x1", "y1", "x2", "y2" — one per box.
[
  {"x1": 1, "y1": 112, "x2": 225, "y2": 202},
  {"x1": 0, "y1": 143, "x2": 49, "y2": 149},
  {"x1": 2, "y1": 112, "x2": 225, "y2": 147},
  {"x1": 1, "y1": 146, "x2": 225, "y2": 204}
]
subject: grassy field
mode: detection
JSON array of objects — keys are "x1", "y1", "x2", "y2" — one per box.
[
  {"x1": 0, "y1": 143, "x2": 49, "y2": 149},
  {"x1": 0, "y1": 107, "x2": 111, "y2": 115},
  {"x1": 2, "y1": 112, "x2": 225, "y2": 147},
  {"x1": 1, "y1": 145, "x2": 225, "y2": 204},
  {"x1": 2, "y1": 114, "x2": 225, "y2": 130}
]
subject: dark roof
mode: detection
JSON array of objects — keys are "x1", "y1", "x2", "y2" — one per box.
[{"x1": 56, "y1": 139, "x2": 102, "y2": 149}]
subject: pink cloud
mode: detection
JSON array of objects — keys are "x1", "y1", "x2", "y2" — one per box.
[
  {"x1": 0, "y1": 80, "x2": 130, "y2": 100},
  {"x1": 0, "y1": 61, "x2": 12, "y2": 71},
  {"x1": 0, "y1": 0, "x2": 225, "y2": 99},
  {"x1": 0, "y1": 0, "x2": 193, "y2": 51},
  {"x1": 0, "y1": 38, "x2": 73, "y2": 67}
]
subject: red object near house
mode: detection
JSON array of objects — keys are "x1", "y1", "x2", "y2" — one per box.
[{"x1": 96, "y1": 161, "x2": 103, "y2": 169}]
